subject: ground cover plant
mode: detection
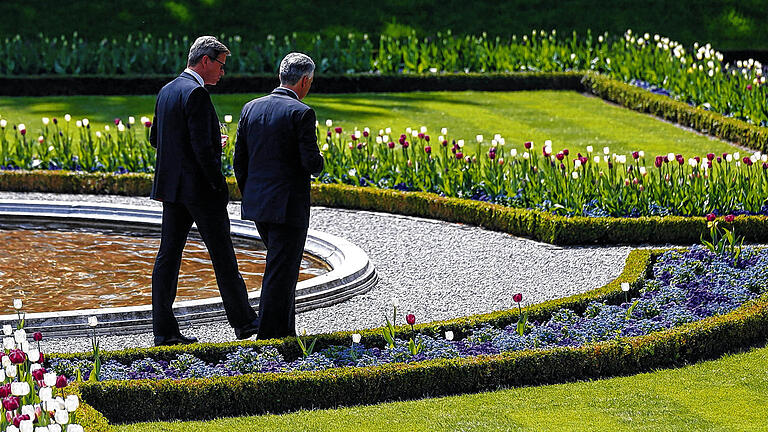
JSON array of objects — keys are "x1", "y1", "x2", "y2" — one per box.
[
  {"x1": 113, "y1": 343, "x2": 768, "y2": 432},
  {"x1": 2, "y1": 29, "x2": 765, "y2": 125}
]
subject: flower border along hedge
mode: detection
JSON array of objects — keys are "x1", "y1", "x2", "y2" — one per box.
[
  {"x1": 57, "y1": 248, "x2": 768, "y2": 424},
  {"x1": 2, "y1": 171, "x2": 767, "y2": 245}
]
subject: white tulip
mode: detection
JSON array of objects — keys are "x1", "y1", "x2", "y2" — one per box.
[
  {"x1": 104, "y1": 125, "x2": 110, "y2": 131},
  {"x1": 54, "y1": 409, "x2": 69, "y2": 424},
  {"x1": 391, "y1": 297, "x2": 400, "y2": 308},
  {"x1": 39, "y1": 387, "x2": 53, "y2": 402},
  {"x1": 140, "y1": 116, "x2": 149, "y2": 124},
  {"x1": 571, "y1": 171, "x2": 579, "y2": 179},
  {"x1": 65, "y1": 395, "x2": 79, "y2": 412},
  {"x1": 325, "y1": 119, "x2": 332, "y2": 127},
  {"x1": 5, "y1": 365, "x2": 16, "y2": 378},
  {"x1": 667, "y1": 152, "x2": 675, "y2": 162},
  {"x1": 0, "y1": 119, "x2": 6, "y2": 128},
  {"x1": 638, "y1": 151, "x2": 645, "y2": 158},
  {"x1": 385, "y1": 127, "x2": 391, "y2": 134},
  {"x1": 441, "y1": 127, "x2": 447, "y2": 135},
  {"x1": 42, "y1": 117, "x2": 50, "y2": 125},
  {"x1": 438, "y1": 135, "x2": 444, "y2": 142},
  {"x1": 224, "y1": 114, "x2": 233, "y2": 123},
  {"x1": 509, "y1": 148, "x2": 517, "y2": 157},
  {"x1": 6, "y1": 425, "x2": 19, "y2": 432},
  {"x1": 574, "y1": 160, "x2": 582, "y2": 168},
  {"x1": 351, "y1": 333, "x2": 362, "y2": 344},
  {"x1": 1, "y1": 354, "x2": 10, "y2": 367},
  {"x1": 48, "y1": 145, "x2": 55, "y2": 152},
  {"x1": 28, "y1": 349, "x2": 40, "y2": 363},
  {"x1": 639, "y1": 166, "x2": 647, "y2": 176},
  {"x1": 476, "y1": 135, "x2": 483, "y2": 143},
  {"x1": 44, "y1": 372, "x2": 57, "y2": 387},
  {"x1": 321, "y1": 143, "x2": 329, "y2": 151},
  {"x1": 3, "y1": 325, "x2": 12, "y2": 336},
  {"x1": 3, "y1": 337, "x2": 14, "y2": 351},
  {"x1": 405, "y1": 127, "x2": 411, "y2": 135},
  {"x1": 522, "y1": 152, "x2": 530, "y2": 160},
  {"x1": 726, "y1": 154, "x2": 733, "y2": 163},
  {"x1": 14, "y1": 329, "x2": 26, "y2": 344},
  {"x1": 411, "y1": 130, "x2": 418, "y2": 138},
  {"x1": 35, "y1": 426, "x2": 50, "y2": 432},
  {"x1": 13, "y1": 299, "x2": 22, "y2": 310},
  {"x1": 375, "y1": 136, "x2": 382, "y2": 145},
  {"x1": 420, "y1": 126, "x2": 427, "y2": 133},
  {"x1": 21, "y1": 404, "x2": 35, "y2": 418},
  {"x1": 18, "y1": 124, "x2": 26, "y2": 133},
  {"x1": 65, "y1": 425, "x2": 83, "y2": 432},
  {"x1": 734, "y1": 152, "x2": 740, "y2": 160},
  {"x1": 457, "y1": 139, "x2": 464, "y2": 148},
  {"x1": 594, "y1": 156, "x2": 601, "y2": 164},
  {"x1": 621, "y1": 282, "x2": 631, "y2": 292},
  {"x1": 128, "y1": 116, "x2": 135, "y2": 124},
  {"x1": 378, "y1": 129, "x2": 384, "y2": 136},
  {"x1": 354, "y1": 130, "x2": 362, "y2": 139},
  {"x1": 82, "y1": 118, "x2": 89, "y2": 126},
  {"x1": 445, "y1": 331, "x2": 454, "y2": 341},
  {"x1": 88, "y1": 316, "x2": 98, "y2": 327},
  {"x1": 603, "y1": 146, "x2": 610, "y2": 155},
  {"x1": 76, "y1": 120, "x2": 82, "y2": 128},
  {"x1": 689, "y1": 158, "x2": 697, "y2": 167},
  {"x1": 95, "y1": 131, "x2": 102, "y2": 138},
  {"x1": 64, "y1": 114, "x2": 71, "y2": 122},
  {"x1": 48, "y1": 425, "x2": 62, "y2": 432},
  {"x1": 586, "y1": 145, "x2": 593, "y2": 153},
  {"x1": 19, "y1": 420, "x2": 33, "y2": 432},
  {"x1": 117, "y1": 124, "x2": 125, "y2": 132},
  {"x1": 20, "y1": 340, "x2": 29, "y2": 353}
]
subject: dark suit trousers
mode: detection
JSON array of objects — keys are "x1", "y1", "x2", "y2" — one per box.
[
  {"x1": 254, "y1": 222, "x2": 308, "y2": 339},
  {"x1": 152, "y1": 201, "x2": 257, "y2": 338}
]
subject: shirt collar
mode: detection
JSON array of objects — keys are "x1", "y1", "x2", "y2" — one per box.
[{"x1": 183, "y1": 68, "x2": 205, "y2": 87}]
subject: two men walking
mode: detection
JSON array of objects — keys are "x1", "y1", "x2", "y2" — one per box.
[{"x1": 149, "y1": 36, "x2": 322, "y2": 346}]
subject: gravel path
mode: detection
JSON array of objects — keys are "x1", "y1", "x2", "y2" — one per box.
[{"x1": 0, "y1": 192, "x2": 633, "y2": 353}]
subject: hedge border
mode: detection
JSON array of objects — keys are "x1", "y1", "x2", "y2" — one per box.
[
  {"x1": 2, "y1": 171, "x2": 767, "y2": 245},
  {"x1": 581, "y1": 72, "x2": 768, "y2": 153},
  {"x1": 67, "y1": 248, "x2": 768, "y2": 424}
]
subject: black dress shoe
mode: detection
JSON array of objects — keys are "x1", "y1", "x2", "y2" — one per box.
[
  {"x1": 235, "y1": 319, "x2": 260, "y2": 340},
  {"x1": 154, "y1": 334, "x2": 198, "y2": 347}
]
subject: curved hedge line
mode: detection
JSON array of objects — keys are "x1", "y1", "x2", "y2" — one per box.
[
  {"x1": 582, "y1": 72, "x2": 768, "y2": 153},
  {"x1": 2, "y1": 171, "x2": 767, "y2": 245},
  {"x1": 64, "y1": 248, "x2": 768, "y2": 423}
]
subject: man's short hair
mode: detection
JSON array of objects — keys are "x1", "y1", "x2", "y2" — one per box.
[
  {"x1": 187, "y1": 36, "x2": 230, "y2": 67},
  {"x1": 279, "y1": 53, "x2": 315, "y2": 85}
]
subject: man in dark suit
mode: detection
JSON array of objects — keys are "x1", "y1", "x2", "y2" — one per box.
[
  {"x1": 234, "y1": 52, "x2": 324, "y2": 339},
  {"x1": 149, "y1": 36, "x2": 259, "y2": 346}
]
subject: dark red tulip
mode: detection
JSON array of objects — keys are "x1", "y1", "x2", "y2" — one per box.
[
  {"x1": 763, "y1": 162, "x2": 768, "y2": 170},
  {"x1": 350, "y1": 134, "x2": 358, "y2": 141},
  {"x1": 655, "y1": 156, "x2": 663, "y2": 168},
  {"x1": 724, "y1": 214, "x2": 735, "y2": 223},
  {"x1": 363, "y1": 130, "x2": 369, "y2": 137},
  {"x1": 747, "y1": 84, "x2": 753, "y2": 90},
  {"x1": 743, "y1": 157, "x2": 752, "y2": 165},
  {"x1": 401, "y1": 141, "x2": 409, "y2": 149},
  {"x1": 0, "y1": 384, "x2": 10, "y2": 398},
  {"x1": 406, "y1": 314, "x2": 416, "y2": 325},
  {"x1": 706, "y1": 213, "x2": 716, "y2": 222},
  {"x1": 424, "y1": 135, "x2": 430, "y2": 142},
  {"x1": 356, "y1": 143, "x2": 363, "y2": 150},
  {"x1": 556, "y1": 153, "x2": 564, "y2": 161},
  {"x1": 706, "y1": 153, "x2": 715, "y2": 161},
  {"x1": 442, "y1": 140, "x2": 448, "y2": 147},
  {"x1": 32, "y1": 368, "x2": 45, "y2": 381},
  {"x1": 326, "y1": 131, "x2": 332, "y2": 137},
  {"x1": 524, "y1": 141, "x2": 532, "y2": 149},
  {"x1": 417, "y1": 133, "x2": 425, "y2": 139},
  {"x1": 2, "y1": 396, "x2": 19, "y2": 411},
  {"x1": 562, "y1": 149, "x2": 569, "y2": 156},
  {"x1": 631, "y1": 151, "x2": 639, "y2": 159},
  {"x1": 56, "y1": 375, "x2": 67, "y2": 388},
  {"x1": 33, "y1": 332, "x2": 42, "y2": 342},
  {"x1": 399, "y1": 135, "x2": 406, "y2": 145},
  {"x1": 8, "y1": 350, "x2": 25, "y2": 364},
  {"x1": 388, "y1": 141, "x2": 395, "y2": 149},
  {"x1": 114, "y1": 118, "x2": 121, "y2": 125},
  {"x1": 12, "y1": 414, "x2": 29, "y2": 428},
  {"x1": 513, "y1": 293, "x2": 523, "y2": 303},
  {"x1": 334, "y1": 127, "x2": 342, "y2": 134},
  {"x1": 144, "y1": 121, "x2": 152, "y2": 128},
  {"x1": 425, "y1": 146, "x2": 431, "y2": 154},
  {"x1": 489, "y1": 151, "x2": 496, "y2": 159},
  {"x1": 694, "y1": 156, "x2": 700, "y2": 163},
  {"x1": 19, "y1": 129, "x2": 26, "y2": 136},
  {"x1": 456, "y1": 152, "x2": 463, "y2": 159}
]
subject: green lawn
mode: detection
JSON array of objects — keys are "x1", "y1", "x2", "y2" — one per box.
[
  {"x1": 116, "y1": 344, "x2": 768, "y2": 432},
  {"x1": 0, "y1": 91, "x2": 740, "y2": 158}
]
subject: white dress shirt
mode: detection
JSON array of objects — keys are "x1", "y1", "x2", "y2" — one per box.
[{"x1": 183, "y1": 68, "x2": 204, "y2": 87}]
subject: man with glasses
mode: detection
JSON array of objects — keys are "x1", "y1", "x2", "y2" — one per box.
[{"x1": 149, "y1": 35, "x2": 259, "y2": 346}]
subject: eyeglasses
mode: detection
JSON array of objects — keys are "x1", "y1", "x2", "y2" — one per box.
[{"x1": 209, "y1": 56, "x2": 225, "y2": 70}]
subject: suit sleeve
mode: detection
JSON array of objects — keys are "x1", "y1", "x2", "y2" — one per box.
[
  {"x1": 186, "y1": 87, "x2": 226, "y2": 192},
  {"x1": 233, "y1": 106, "x2": 248, "y2": 194},
  {"x1": 297, "y1": 108, "x2": 324, "y2": 176}
]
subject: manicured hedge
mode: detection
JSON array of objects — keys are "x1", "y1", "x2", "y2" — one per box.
[
  {"x1": 582, "y1": 72, "x2": 768, "y2": 153},
  {"x1": 0, "y1": 72, "x2": 584, "y2": 96},
  {"x1": 69, "y1": 248, "x2": 768, "y2": 423},
  {"x1": 2, "y1": 171, "x2": 767, "y2": 245}
]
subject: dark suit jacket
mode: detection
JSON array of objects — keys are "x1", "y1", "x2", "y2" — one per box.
[
  {"x1": 234, "y1": 87, "x2": 324, "y2": 227},
  {"x1": 150, "y1": 72, "x2": 228, "y2": 205}
]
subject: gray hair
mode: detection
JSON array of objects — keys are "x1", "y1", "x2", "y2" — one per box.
[
  {"x1": 279, "y1": 52, "x2": 315, "y2": 85},
  {"x1": 187, "y1": 36, "x2": 230, "y2": 67}
]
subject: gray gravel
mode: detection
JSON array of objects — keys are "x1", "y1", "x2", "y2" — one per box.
[{"x1": 0, "y1": 192, "x2": 632, "y2": 353}]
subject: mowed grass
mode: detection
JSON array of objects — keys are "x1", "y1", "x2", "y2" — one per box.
[
  {"x1": 116, "y1": 344, "x2": 768, "y2": 432},
  {"x1": 0, "y1": 90, "x2": 741, "y2": 158}
]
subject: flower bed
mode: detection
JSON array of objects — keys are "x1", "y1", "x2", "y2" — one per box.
[
  {"x1": 42, "y1": 247, "x2": 768, "y2": 423},
  {"x1": 49, "y1": 246, "x2": 768, "y2": 383}
]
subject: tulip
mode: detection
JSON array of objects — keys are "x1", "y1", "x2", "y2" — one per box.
[
  {"x1": 54, "y1": 409, "x2": 68, "y2": 424},
  {"x1": 524, "y1": 141, "x2": 532, "y2": 149},
  {"x1": 87, "y1": 316, "x2": 98, "y2": 327},
  {"x1": 387, "y1": 142, "x2": 395, "y2": 149},
  {"x1": 513, "y1": 293, "x2": 523, "y2": 303},
  {"x1": 445, "y1": 331, "x2": 454, "y2": 341},
  {"x1": 0, "y1": 384, "x2": 10, "y2": 398},
  {"x1": 424, "y1": 146, "x2": 431, "y2": 154},
  {"x1": 476, "y1": 135, "x2": 483, "y2": 143},
  {"x1": 38, "y1": 387, "x2": 52, "y2": 403},
  {"x1": 65, "y1": 425, "x2": 83, "y2": 432},
  {"x1": 706, "y1": 213, "x2": 716, "y2": 222},
  {"x1": 406, "y1": 314, "x2": 416, "y2": 325},
  {"x1": 144, "y1": 121, "x2": 152, "y2": 128},
  {"x1": 351, "y1": 333, "x2": 361, "y2": 344},
  {"x1": 65, "y1": 395, "x2": 79, "y2": 412},
  {"x1": 13, "y1": 299, "x2": 22, "y2": 310},
  {"x1": 2, "y1": 325, "x2": 11, "y2": 336},
  {"x1": 43, "y1": 373, "x2": 56, "y2": 387},
  {"x1": 724, "y1": 214, "x2": 735, "y2": 223},
  {"x1": 55, "y1": 375, "x2": 67, "y2": 389},
  {"x1": 11, "y1": 382, "x2": 29, "y2": 396},
  {"x1": 9, "y1": 350, "x2": 25, "y2": 364},
  {"x1": 224, "y1": 114, "x2": 233, "y2": 123},
  {"x1": 621, "y1": 282, "x2": 631, "y2": 292},
  {"x1": 3, "y1": 395, "x2": 20, "y2": 411}
]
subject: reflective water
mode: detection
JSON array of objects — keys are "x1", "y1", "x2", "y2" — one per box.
[{"x1": 0, "y1": 228, "x2": 329, "y2": 313}]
